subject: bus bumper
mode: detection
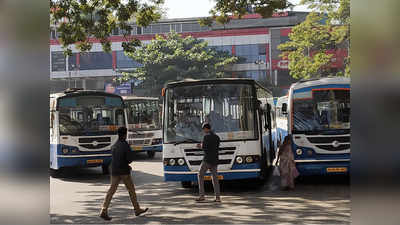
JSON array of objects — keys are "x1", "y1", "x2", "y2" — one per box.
[
  {"x1": 54, "y1": 155, "x2": 112, "y2": 170},
  {"x1": 130, "y1": 145, "x2": 162, "y2": 152},
  {"x1": 163, "y1": 166, "x2": 261, "y2": 181},
  {"x1": 295, "y1": 161, "x2": 350, "y2": 176}
]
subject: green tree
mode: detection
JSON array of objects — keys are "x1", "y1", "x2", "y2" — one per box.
[
  {"x1": 278, "y1": 0, "x2": 350, "y2": 79},
  {"x1": 118, "y1": 32, "x2": 238, "y2": 92},
  {"x1": 50, "y1": 0, "x2": 165, "y2": 56}
]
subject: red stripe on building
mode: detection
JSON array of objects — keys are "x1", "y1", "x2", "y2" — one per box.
[
  {"x1": 50, "y1": 28, "x2": 269, "y2": 45},
  {"x1": 280, "y1": 28, "x2": 292, "y2": 36},
  {"x1": 231, "y1": 45, "x2": 236, "y2": 55},
  {"x1": 112, "y1": 51, "x2": 116, "y2": 69}
]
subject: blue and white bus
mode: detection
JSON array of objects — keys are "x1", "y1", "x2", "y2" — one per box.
[
  {"x1": 282, "y1": 77, "x2": 350, "y2": 175},
  {"x1": 123, "y1": 96, "x2": 162, "y2": 158},
  {"x1": 50, "y1": 89, "x2": 125, "y2": 177},
  {"x1": 276, "y1": 95, "x2": 289, "y2": 143},
  {"x1": 162, "y1": 78, "x2": 276, "y2": 187}
]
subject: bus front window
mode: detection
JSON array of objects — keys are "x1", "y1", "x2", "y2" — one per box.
[
  {"x1": 126, "y1": 100, "x2": 160, "y2": 131},
  {"x1": 164, "y1": 84, "x2": 257, "y2": 143},
  {"x1": 58, "y1": 96, "x2": 124, "y2": 136},
  {"x1": 293, "y1": 89, "x2": 350, "y2": 133}
]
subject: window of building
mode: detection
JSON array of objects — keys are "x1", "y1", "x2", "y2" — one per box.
[
  {"x1": 161, "y1": 24, "x2": 171, "y2": 33},
  {"x1": 171, "y1": 23, "x2": 182, "y2": 32},
  {"x1": 235, "y1": 44, "x2": 267, "y2": 63},
  {"x1": 51, "y1": 51, "x2": 66, "y2": 71},
  {"x1": 112, "y1": 28, "x2": 119, "y2": 35},
  {"x1": 68, "y1": 53, "x2": 78, "y2": 71},
  {"x1": 79, "y1": 52, "x2": 113, "y2": 70},
  {"x1": 182, "y1": 22, "x2": 201, "y2": 32},
  {"x1": 143, "y1": 26, "x2": 152, "y2": 34},
  {"x1": 50, "y1": 29, "x2": 57, "y2": 39},
  {"x1": 209, "y1": 45, "x2": 233, "y2": 55},
  {"x1": 151, "y1": 24, "x2": 161, "y2": 34},
  {"x1": 116, "y1": 51, "x2": 142, "y2": 69},
  {"x1": 137, "y1": 26, "x2": 142, "y2": 35}
]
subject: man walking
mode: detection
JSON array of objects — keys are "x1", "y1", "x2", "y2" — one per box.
[
  {"x1": 196, "y1": 123, "x2": 221, "y2": 203},
  {"x1": 100, "y1": 127, "x2": 148, "y2": 221}
]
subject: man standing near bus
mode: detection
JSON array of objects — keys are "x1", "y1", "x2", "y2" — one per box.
[
  {"x1": 196, "y1": 123, "x2": 221, "y2": 203},
  {"x1": 100, "y1": 127, "x2": 148, "y2": 221}
]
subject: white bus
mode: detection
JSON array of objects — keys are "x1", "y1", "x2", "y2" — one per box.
[
  {"x1": 123, "y1": 96, "x2": 162, "y2": 158},
  {"x1": 282, "y1": 77, "x2": 350, "y2": 175},
  {"x1": 50, "y1": 89, "x2": 125, "y2": 177},
  {"x1": 162, "y1": 78, "x2": 276, "y2": 187}
]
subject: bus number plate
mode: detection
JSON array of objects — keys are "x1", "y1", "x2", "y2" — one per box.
[
  {"x1": 131, "y1": 146, "x2": 143, "y2": 151},
  {"x1": 87, "y1": 159, "x2": 103, "y2": 164},
  {"x1": 326, "y1": 167, "x2": 347, "y2": 173},
  {"x1": 204, "y1": 175, "x2": 223, "y2": 181}
]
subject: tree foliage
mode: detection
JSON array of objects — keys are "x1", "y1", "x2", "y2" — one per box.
[
  {"x1": 200, "y1": 0, "x2": 292, "y2": 26},
  {"x1": 278, "y1": 0, "x2": 350, "y2": 79},
  {"x1": 118, "y1": 32, "x2": 238, "y2": 89},
  {"x1": 50, "y1": 0, "x2": 164, "y2": 56}
]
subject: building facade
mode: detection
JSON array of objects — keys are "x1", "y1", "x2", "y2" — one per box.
[{"x1": 50, "y1": 11, "x2": 320, "y2": 96}]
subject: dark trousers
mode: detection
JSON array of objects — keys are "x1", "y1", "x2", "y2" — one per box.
[{"x1": 198, "y1": 161, "x2": 220, "y2": 197}]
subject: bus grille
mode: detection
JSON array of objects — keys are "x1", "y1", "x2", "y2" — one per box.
[
  {"x1": 316, "y1": 144, "x2": 350, "y2": 151},
  {"x1": 307, "y1": 136, "x2": 350, "y2": 144},
  {"x1": 128, "y1": 133, "x2": 154, "y2": 139},
  {"x1": 78, "y1": 137, "x2": 111, "y2": 143},
  {"x1": 80, "y1": 144, "x2": 110, "y2": 149},
  {"x1": 184, "y1": 147, "x2": 236, "y2": 165},
  {"x1": 128, "y1": 139, "x2": 152, "y2": 146},
  {"x1": 78, "y1": 137, "x2": 112, "y2": 150}
]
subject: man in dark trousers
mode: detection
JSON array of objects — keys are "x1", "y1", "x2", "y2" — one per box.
[
  {"x1": 196, "y1": 123, "x2": 221, "y2": 202},
  {"x1": 100, "y1": 127, "x2": 148, "y2": 221}
]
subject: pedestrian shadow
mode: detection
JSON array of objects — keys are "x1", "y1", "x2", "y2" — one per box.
[{"x1": 51, "y1": 173, "x2": 350, "y2": 224}]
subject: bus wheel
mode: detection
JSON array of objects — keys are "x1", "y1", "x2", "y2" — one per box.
[
  {"x1": 181, "y1": 181, "x2": 192, "y2": 188},
  {"x1": 49, "y1": 168, "x2": 62, "y2": 178},
  {"x1": 147, "y1": 151, "x2": 156, "y2": 159},
  {"x1": 102, "y1": 164, "x2": 110, "y2": 175}
]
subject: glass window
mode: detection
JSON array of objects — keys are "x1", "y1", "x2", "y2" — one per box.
[
  {"x1": 79, "y1": 52, "x2": 112, "y2": 70},
  {"x1": 151, "y1": 24, "x2": 161, "y2": 34},
  {"x1": 116, "y1": 50, "x2": 142, "y2": 69},
  {"x1": 68, "y1": 53, "x2": 78, "y2": 71},
  {"x1": 293, "y1": 89, "x2": 350, "y2": 133},
  {"x1": 126, "y1": 100, "x2": 161, "y2": 130},
  {"x1": 210, "y1": 45, "x2": 233, "y2": 55},
  {"x1": 172, "y1": 23, "x2": 182, "y2": 32},
  {"x1": 161, "y1": 24, "x2": 170, "y2": 33},
  {"x1": 112, "y1": 28, "x2": 119, "y2": 35},
  {"x1": 164, "y1": 84, "x2": 257, "y2": 143},
  {"x1": 182, "y1": 23, "x2": 200, "y2": 32},
  {"x1": 51, "y1": 51, "x2": 66, "y2": 72},
  {"x1": 58, "y1": 95, "x2": 124, "y2": 136},
  {"x1": 235, "y1": 44, "x2": 267, "y2": 63},
  {"x1": 131, "y1": 26, "x2": 137, "y2": 35},
  {"x1": 143, "y1": 26, "x2": 152, "y2": 34},
  {"x1": 137, "y1": 27, "x2": 142, "y2": 35}
]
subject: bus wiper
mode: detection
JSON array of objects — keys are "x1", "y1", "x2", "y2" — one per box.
[{"x1": 174, "y1": 138, "x2": 199, "y2": 146}]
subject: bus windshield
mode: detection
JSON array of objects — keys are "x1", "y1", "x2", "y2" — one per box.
[
  {"x1": 58, "y1": 95, "x2": 125, "y2": 136},
  {"x1": 293, "y1": 89, "x2": 350, "y2": 133},
  {"x1": 125, "y1": 100, "x2": 161, "y2": 131},
  {"x1": 164, "y1": 83, "x2": 257, "y2": 143}
]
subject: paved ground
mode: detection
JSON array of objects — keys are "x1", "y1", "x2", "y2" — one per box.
[{"x1": 50, "y1": 152, "x2": 350, "y2": 224}]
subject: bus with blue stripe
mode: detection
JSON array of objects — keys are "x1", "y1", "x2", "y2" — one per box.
[
  {"x1": 161, "y1": 78, "x2": 276, "y2": 187},
  {"x1": 123, "y1": 96, "x2": 162, "y2": 159},
  {"x1": 50, "y1": 89, "x2": 125, "y2": 177},
  {"x1": 282, "y1": 77, "x2": 350, "y2": 175}
]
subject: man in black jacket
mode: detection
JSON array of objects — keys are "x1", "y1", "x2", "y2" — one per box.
[
  {"x1": 100, "y1": 127, "x2": 148, "y2": 221},
  {"x1": 196, "y1": 123, "x2": 221, "y2": 202}
]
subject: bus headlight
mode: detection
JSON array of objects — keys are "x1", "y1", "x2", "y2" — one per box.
[
  {"x1": 296, "y1": 149, "x2": 303, "y2": 155},
  {"x1": 62, "y1": 148, "x2": 69, "y2": 154},
  {"x1": 169, "y1": 158, "x2": 176, "y2": 166},
  {"x1": 245, "y1": 156, "x2": 254, "y2": 163},
  {"x1": 236, "y1": 156, "x2": 243, "y2": 164},
  {"x1": 177, "y1": 158, "x2": 185, "y2": 166}
]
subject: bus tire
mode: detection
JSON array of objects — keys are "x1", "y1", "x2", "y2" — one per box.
[
  {"x1": 181, "y1": 181, "x2": 192, "y2": 188},
  {"x1": 102, "y1": 164, "x2": 110, "y2": 175},
  {"x1": 147, "y1": 151, "x2": 156, "y2": 159},
  {"x1": 49, "y1": 168, "x2": 62, "y2": 178}
]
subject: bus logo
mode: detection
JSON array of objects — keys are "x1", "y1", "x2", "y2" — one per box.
[
  {"x1": 332, "y1": 140, "x2": 340, "y2": 148},
  {"x1": 92, "y1": 141, "x2": 99, "y2": 147}
]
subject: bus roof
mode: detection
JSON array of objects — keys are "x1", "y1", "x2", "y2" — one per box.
[
  {"x1": 50, "y1": 89, "x2": 123, "y2": 99},
  {"x1": 165, "y1": 78, "x2": 271, "y2": 93},
  {"x1": 291, "y1": 77, "x2": 350, "y2": 90},
  {"x1": 122, "y1": 96, "x2": 159, "y2": 101}
]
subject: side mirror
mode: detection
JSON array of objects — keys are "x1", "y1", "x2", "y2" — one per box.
[{"x1": 282, "y1": 103, "x2": 288, "y2": 114}]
